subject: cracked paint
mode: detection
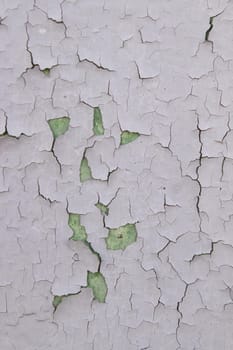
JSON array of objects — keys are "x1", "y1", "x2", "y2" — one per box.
[
  {"x1": 106, "y1": 223, "x2": 137, "y2": 250},
  {"x1": 95, "y1": 201, "x2": 109, "y2": 216},
  {"x1": 68, "y1": 213, "x2": 87, "y2": 241},
  {"x1": 52, "y1": 295, "x2": 63, "y2": 310},
  {"x1": 120, "y1": 130, "x2": 140, "y2": 145},
  {"x1": 48, "y1": 116, "x2": 70, "y2": 139},
  {"x1": 80, "y1": 156, "x2": 92, "y2": 182},
  {"x1": 42, "y1": 68, "x2": 50, "y2": 75},
  {"x1": 1, "y1": 0, "x2": 233, "y2": 349},
  {"x1": 93, "y1": 107, "x2": 104, "y2": 136},
  {"x1": 87, "y1": 271, "x2": 107, "y2": 303}
]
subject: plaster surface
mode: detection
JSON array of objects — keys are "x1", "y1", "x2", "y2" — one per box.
[{"x1": 1, "y1": 0, "x2": 233, "y2": 349}]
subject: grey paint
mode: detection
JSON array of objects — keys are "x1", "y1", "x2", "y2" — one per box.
[{"x1": 0, "y1": 0, "x2": 233, "y2": 349}]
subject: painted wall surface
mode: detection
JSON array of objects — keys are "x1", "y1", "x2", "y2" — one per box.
[{"x1": 1, "y1": 0, "x2": 233, "y2": 349}]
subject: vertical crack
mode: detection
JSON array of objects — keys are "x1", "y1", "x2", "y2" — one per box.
[
  {"x1": 176, "y1": 284, "x2": 188, "y2": 347},
  {"x1": 205, "y1": 16, "x2": 214, "y2": 42},
  {"x1": 205, "y1": 11, "x2": 224, "y2": 43},
  {"x1": 196, "y1": 113, "x2": 203, "y2": 232},
  {"x1": 25, "y1": 20, "x2": 34, "y2": 68}
]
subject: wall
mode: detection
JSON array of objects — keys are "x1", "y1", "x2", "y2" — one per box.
[{"x1": 0, "y1": 0, "x2": 233, "y2": 349}]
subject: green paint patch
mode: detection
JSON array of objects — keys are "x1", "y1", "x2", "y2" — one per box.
[
  {"x1": 120, "y1": 131, "x2": 139, "y2": 145},
  {"x1": 95, "y1": 202, "x2": 109, "y2": 216},
  {"x1": 68, "y1": 213, "x2": 87, "y2": 241},
  {"x1": 53, "y1": 295, "x2": 63, "y2": 310},
  {"x1": 106, "y1": 223, "x2": 137, "y2": 250},
  {"x1": 93, "y1": 107, "x2": 104, "y2": 135},
  {"x1": 42, "y1": 68, "x2": 50, "y2": 75},
  {"x1": 48, "y1": 117, "x2": 70, "y2": 139},
  {"x1": 80, "y1": 157, "x2": 92, "y2": 182},
  {"x1": 87, "y1": 271, "x2": 107, "y2": 303}
]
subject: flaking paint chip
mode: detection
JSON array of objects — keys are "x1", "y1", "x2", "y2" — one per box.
[
  {"x1": 48, "y1": 117, "x2": 70, "y2": 139},
  {"x1": 68, "y1": 213, "x2": 87, "y2": 241},
  {"x1": 87, "y1": 271, "x2": 107, "y2": 303},
  {"x1": 106, "y1": 223, "x2": 137, "y2": 250},
  {"x1": 120, "y1": 131, "x2": 140, "y2": 145},
  {"x1": 93, "y1": 107, "x2": 104, "y2": 136}
]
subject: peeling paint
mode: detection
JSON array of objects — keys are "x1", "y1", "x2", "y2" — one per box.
[
  {"x1": 87, "y1": 271, "x2": 107, "y2": 303},
  {"x1": 52, "y1": 295, "x2": 63, "y2": 310},
  {"x1": 93, "y1": 107, "x2": 104, "y2": 136},
  {"x1": 80, "y1": 156, "x2": 92, "y2": 182},
  {"x1": 1, "y1": 1, "x2": 232, "y2": 349},
  {"x1": 120, "y1": 131, "x2": 140, "y2": 145},
  {"x1": 106, "y1": 224, "x2": 137, "y2": 250},
  {"x1": 95, "y1": 202, "x2": 109, "y2": 216},
  {"x1": 42, "y1": 68, "x2": 50, "y2": 75},
  {"x1": 48, "y1": 117, "x2": 70, "y2": 139},
  {"x1": 68, "y1": 213, "x2": 87, "y2": 241}
]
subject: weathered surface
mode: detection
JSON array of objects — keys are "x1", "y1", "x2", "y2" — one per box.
[{"x1": 1, "y1": 0, "x2": 233, "y2": 349}]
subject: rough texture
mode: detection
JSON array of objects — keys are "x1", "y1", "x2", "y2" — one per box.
[{"x1": 1, "y1": 0, "x2": 233, "y2": 349}]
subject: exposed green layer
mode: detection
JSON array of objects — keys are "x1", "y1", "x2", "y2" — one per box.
[
  {"x1": 93, "y1": 107, "x2": 104, "y2": 135},
  {"x1": 120, "y1": 131, "x2": 139, "y2": 145},
  {"x1": 48, "y1": 117, "x2": 70, "y2": 139},
  {"x1": 95, "y1": 202, "x2": 109, "y2": 216},
  {"x1": 106, "y1": 223, "x2": 137, "y2": 250},
  {"x1": 87, "y1": 271, "x2": 107, "y2": 303},
  {"x1": 53, "y1": 295, "x2": 63, "y2": 310},
  {"x1": 80, "y1": 157, "x2": 92, "y2": 182},
  {"x1": 68, "y1": 213, "x2": 87, "y2": 241},
  {"x1": 42, "y1": 68, "x2": 50, "y2": 75}
]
